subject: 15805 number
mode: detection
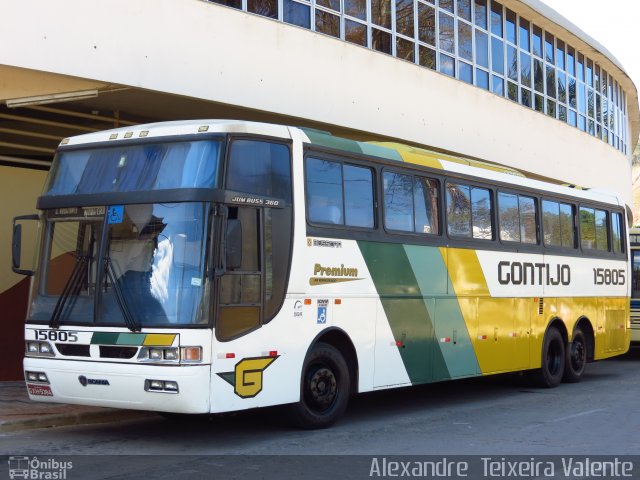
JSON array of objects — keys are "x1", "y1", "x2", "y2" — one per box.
[
  {"x1": 35, "y1": 330, "x2": 78, "y2": 342},
  {"x1": 593, "y1": 268, "x2": 625, "y2": 286}
]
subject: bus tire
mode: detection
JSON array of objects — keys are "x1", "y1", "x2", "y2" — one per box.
[
  {"x1": 563, "y1": 329, "x2": 587, "y2": 383},
  {"x1": 530, "y1": 327, "x2": 565, "y2": 388},
  {"x1": 288, "y1": 342, "x2": 350, "y2": 429}
]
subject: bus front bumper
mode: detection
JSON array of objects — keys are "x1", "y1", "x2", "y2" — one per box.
[{"x1": 23, "y1": 357, "x2": 211, "y2": 414}]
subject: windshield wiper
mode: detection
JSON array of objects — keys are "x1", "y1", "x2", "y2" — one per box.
[
  {"x1": 49, "y1": 255, "x2": 89, "y2": 329},
  {"x1": 104, "y1": 257, "x2": 140, "y2": 332}
]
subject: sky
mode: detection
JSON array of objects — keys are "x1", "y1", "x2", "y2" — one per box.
[{"x1": 539, "y1": 0, "x2": 640, "y2": 90}]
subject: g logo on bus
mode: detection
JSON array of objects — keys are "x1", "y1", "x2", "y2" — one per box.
[{"x1": 218, "y1": 356, "x2": 278, "y2": 398}]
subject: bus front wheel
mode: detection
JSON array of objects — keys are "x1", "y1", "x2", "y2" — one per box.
[
  {"x1": 288, "y1": 342, "x2": 350, "y2": 429},
  {"x1": 530, "y1": 327, "x2": 565, "y2": 388},
  {"x1": 563, "y1": 329, "x2": 587, "y2": 383}
]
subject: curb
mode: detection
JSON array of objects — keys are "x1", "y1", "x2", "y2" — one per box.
[{"x1": 0, "y1": 409, "x2": 152, "y2": 433}]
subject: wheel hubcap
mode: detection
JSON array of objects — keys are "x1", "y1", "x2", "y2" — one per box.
[
  {"x1": 571, "y1": 340, "x2": 585, "y2": 371},
  {"x1": 307, "y1": 367, "x2": 337, "y2": 412}
]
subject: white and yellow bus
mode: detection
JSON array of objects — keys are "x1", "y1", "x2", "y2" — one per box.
[{"x1": 14, "y1": 120, "x2": 630, "y2": 428}]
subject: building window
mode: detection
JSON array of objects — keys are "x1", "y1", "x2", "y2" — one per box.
[{"x1": 204, "y1": 0, "x2": 629, "y2": 154}]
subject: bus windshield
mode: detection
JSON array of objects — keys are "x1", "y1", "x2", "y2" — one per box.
[
  {"x1": 45, "y1": 140, "x2": 222, "y2": 195},
  {"x1": 29, "y1": 202, "x2": 211, "y2": 328}
]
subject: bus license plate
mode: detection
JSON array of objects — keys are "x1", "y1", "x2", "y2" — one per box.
[{"x1": 27, "y1": 384, "x2": 53, "y2": 396}]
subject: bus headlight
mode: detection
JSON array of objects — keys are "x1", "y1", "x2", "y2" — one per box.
[
  {"x1": 25, "y1": 341, "x2": 55, "y2": 357},
  {"x1": 138, "y1": 346, "x2": 202, "y2": 364},
  {"x1": 25, "y1": 371, "x2": 49, "y2": 384},
  {"x1": 145, "y1": 379, "x2": 179, "y2": 393},
  {"x1": 163, "y1": 348, "x2": 179, "y2": 361},
  {"x1": 148, "y1": 349, "x2": 163, "y2": 360}
]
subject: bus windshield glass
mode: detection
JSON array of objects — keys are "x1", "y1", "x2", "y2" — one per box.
[
  {"x1": 29, "y1": 202, "x2": 211, "y2": 328},
  {"x1": 44, "y1": 140, "x2": 222, "y2": 195}
]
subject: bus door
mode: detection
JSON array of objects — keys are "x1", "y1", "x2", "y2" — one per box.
[{"x1": 213, "y1": 138, "x2": 293, "y2": 344}]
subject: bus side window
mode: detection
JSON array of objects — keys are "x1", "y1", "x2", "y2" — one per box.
[
  {"x1": 306, "y1": 157, "x2": 375, "y2": 229},
  {"x1": 498, "y1": 192, "x2": 537, "y2": 244},
  {"x1": 226, "y1": 140, "x2": 292, "y2": 201},
  {"x1": 611, "y1": 212, "x2": 624, "y2": 254},
  {"x1": 580, "y1": 207, "x2": 609, "y2": 251},
  {"x1": 446, "y1": 183, "x2": 492, "y2": 239}
]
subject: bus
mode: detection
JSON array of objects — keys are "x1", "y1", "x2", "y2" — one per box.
[
  {"x1": 629, "y1": 228, "x2": 640, "y2": 343},
  {"x1": 13, "y1": 120, "x2": 630, "y2": 429}
]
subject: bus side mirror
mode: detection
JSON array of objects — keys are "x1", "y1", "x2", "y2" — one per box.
[
  {"x1": 226, "y1": 219, "x2": 242, "y2": 270},
  {"x1": 12, "y1": 214, "x2": 39, "y2": 276}
]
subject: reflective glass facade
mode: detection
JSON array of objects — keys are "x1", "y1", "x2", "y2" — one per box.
[{"x1": 207, "y1": 0, "x2": 629, "y2": 154}]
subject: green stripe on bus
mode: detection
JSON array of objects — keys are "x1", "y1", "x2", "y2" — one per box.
[
  {"x1": 403, "y1": 245, "x2": 480, "y2": 378},
  {"x1": 302, "y1": 129, "x2": 364, "y2": 155},
  {"x1": 358, "y1": 142, "x2": 404, "y2": 162},
  {"x1": 358, "y1": 241, "x2": 450, "y2": 383},
  {"x1": 90, "y1": 332, "x2": 120, "y2": 345},
  {"x1": 115, "y1": 333, "x2": 147, "y2": 345}
]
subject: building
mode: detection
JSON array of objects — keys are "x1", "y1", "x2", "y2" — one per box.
[{"x1": 0, "y1": 0, "x2": 638, "y2": 379}]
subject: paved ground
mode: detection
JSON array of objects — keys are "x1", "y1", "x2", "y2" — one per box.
[
  {"x1": 0, "y1": 382, "x2": 148, "y2": 432},
  {"x1": 1, "y1": 348, "x2": 638, "y2": 479}
]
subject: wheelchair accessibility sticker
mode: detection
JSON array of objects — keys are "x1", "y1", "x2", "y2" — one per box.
[{"x1": 317, "y1": 299, "x2": 328, "y2": 324}]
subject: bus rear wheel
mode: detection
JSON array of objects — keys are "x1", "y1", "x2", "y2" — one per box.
[
  {"x1": 530, "y1": 327, "x2": 565, "y2": 388},
  {"x1": 288, "y1": 342, "x2": 350, "y2": 429},
  {"x1": 563, "y1": 329, "x2": 587, "y2": 383}
]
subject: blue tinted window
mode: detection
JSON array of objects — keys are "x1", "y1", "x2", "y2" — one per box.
[
  {"x1": 519, "y1": 18, "x2": 529, "y2": 51},
  {"x1": 227, "y1": 140, "x2": 292, "y2": 201},
  {"x1": 568, "y1": 77, "x2": 576, "y2": 108},
  {"x1": 506, "y1": 45, "x2": 518, "y2": 81},
  {"x1": 557, "y1": 71, "x2": 566, "y2": 103},
  {"x1": 284, "y1": 0, "x2": 310, "y2": 27},
  {"x1": 460, "y1": 62, "x2": 473, "y2": 84},
  {"x1": 344, "y1": 165, "x2": 374, "y2": 228},
  {"x1": 384, "y1": 172, "x2": 413, "y2": 231},
  {"x1": 414, "y1": 177, "x2": 440, "y2": 234},
  {"x1": 306, "y1": 159, "x2": 374, "y2": 228},
  {"x1": 474, "y1": 0, "x2": 487, "y2": 29},
  {"x1": 491, "y1": 37, "x2": 504, "y2": 74},
  {"x1": 492, "y1": 75, "x2": 504, "y2": 95},
  {"x1": 458, "y1": 22, "x2": 473, "y2": 61},
  {"x1": 439, "y1": 12, "x2": 455, "y2": 54},
  {"x1": 306, "y1": 158, "x2": 343, "y2": 225},
  {"x1": 458, "y1": 0, "x2": 471, "y2": 21},
  {"x1": 475, "y1": 30, "x2": 488, "y2": 68},
  {"x1": 544, "y1": 32, "x2": 554, "y2": 63},
  {"x1": 505, "y1": 8, "x2": 516, "y2": 43},
  {"x1": 418, "y1": 3, "x2": 436, "y2": 45},
  {"x1": 567, "y1": 47, "x2": 575, "y2": 76},
  {"x1": 490, "y1": 1, "x2": 502, "y2": 37},
  {"x1": 476, "y1": 68, "x2": 489, "y2": 90},
  {"x1": 440, "y1": 53, "x2": 455, "y2": 77},
  {"x1": 520, "y1": 51, "x2": 531, "y2": 87},
  {"x1": 440, "y1": 0, "x2": 454, "y2": 13},
  {"x1": 556, "y1": 40, "x2": 565, "y2": 70},
  {"x1": 47, "y1": 141, "x2": 222, "y2": 195},
  {"x1": 546, "y1": 66, "x2": 556, "y2": 99},
  {"x1": 532, "y1": 25, "x2": 542, "y2": 57}
]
